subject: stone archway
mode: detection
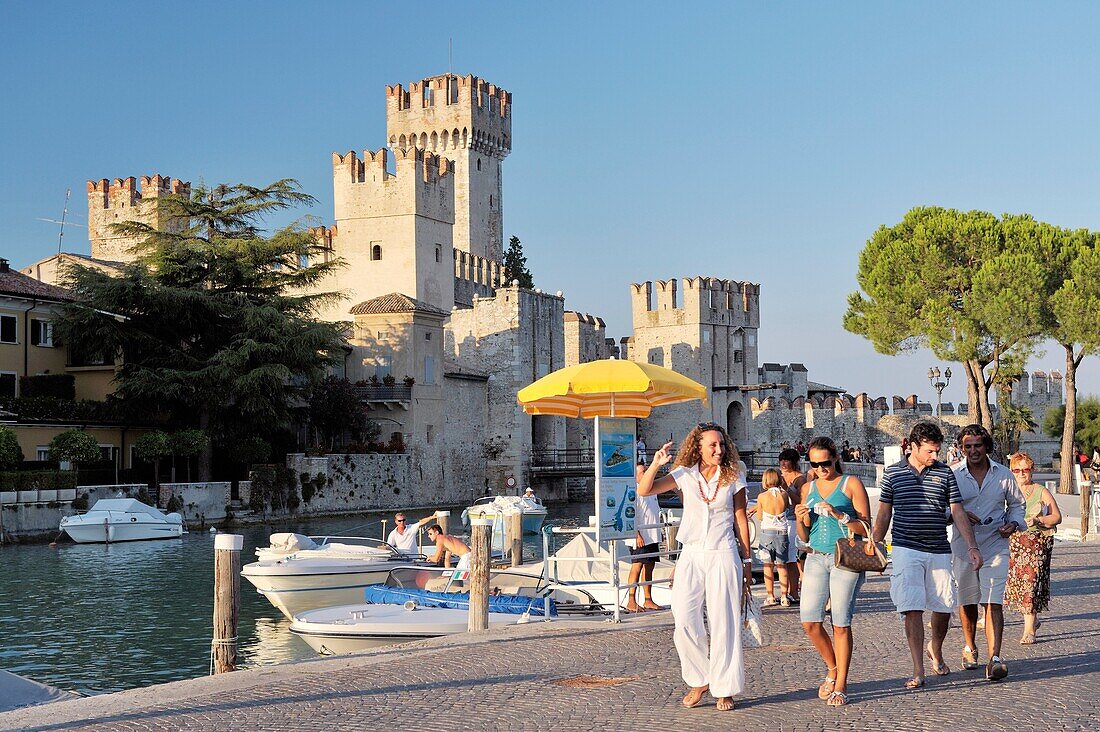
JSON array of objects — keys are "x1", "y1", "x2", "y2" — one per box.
[{"x1": 726, "y1": 400, "x2": 747, "y2": 447}]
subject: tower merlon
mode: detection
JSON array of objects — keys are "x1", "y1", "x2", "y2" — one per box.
[{"x1": 87, "y1": 174, "x2": 191, "y2": 209}]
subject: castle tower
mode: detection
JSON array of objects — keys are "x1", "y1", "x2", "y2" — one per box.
[
  {"x1": 386, "y1": 74, "x2": 511, "y2": 264},
  {"x1": 628, "y1": 277, "x2": 762, "y2": 448},
  {"x1": 327, "y1": 147, "x2": 455, "y2": 319},
  {"x1": 87, "y1": 175, "x2": 190, "y2": 262}
]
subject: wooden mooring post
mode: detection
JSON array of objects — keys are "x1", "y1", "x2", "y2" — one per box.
[
  {"x1": 507, "y1": 511, "x2": 523, "y2": 567},
  {"x1": 212, "y1": 533, "x2": 242, "y2": 674},
  {"x1": 468, "y1": 516, "x2": 492, "y2": 632}
]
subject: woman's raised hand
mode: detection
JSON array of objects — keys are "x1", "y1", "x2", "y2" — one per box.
[{"x1": 653, "y1": 441, "x2": 675, "y2": 467}]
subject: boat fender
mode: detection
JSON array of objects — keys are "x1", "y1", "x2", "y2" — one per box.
[
  {"x1": 403, "y1": 600, "x2": 418, "y2": 611},
  {"x1": 460, "y1": 508, "x2": 470, "y2": 526}
]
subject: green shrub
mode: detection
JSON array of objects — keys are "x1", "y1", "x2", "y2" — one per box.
[
  {"x1": 0, "y1": 470, "x2": 77, "y2": 491},
  {"x1": 0, "y1": 427, "x2": 24, "y2": 470},
  {"x1": 48, "y1": 430, "x2": 101, "y2": 464}
]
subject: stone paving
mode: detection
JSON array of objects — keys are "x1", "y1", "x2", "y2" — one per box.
[{"x1": 2, "y1": 542, "x2": 1098, "y2": 731}]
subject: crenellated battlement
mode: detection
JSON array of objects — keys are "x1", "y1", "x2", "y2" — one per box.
[
  {"x1": 308, "y1": 225, "x2": 337, "y2": 249},
  {"x1": 333, "y1": 148, "x2": 452, "y2": 187},
  {"x1": 630, "y1": 276, "x2": 761, "y2": 328},
  {"x1": 453, "y1": 249, "x2": 501, "y2": 289},
  {"x1": 387, "y1": 74, "x2": 510, "y2": 119},
  {"x1": 87, "y1": 174, "x2": 190, "y2": 210}
]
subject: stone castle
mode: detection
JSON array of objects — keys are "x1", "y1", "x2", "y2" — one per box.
[{"x1": 22, "y1": 72, "x2": 1067, "y2": 502}]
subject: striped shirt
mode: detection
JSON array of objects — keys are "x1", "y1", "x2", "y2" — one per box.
[{"x1": 879, "y1": 458, "x2": 961, "y2": 554}]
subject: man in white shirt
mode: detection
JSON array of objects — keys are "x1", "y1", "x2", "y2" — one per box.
[
  {"x1": 625, "y1": 460, "x2": 664, "y2": 612},
  {"x1": 386, "y1": 512, "x2": 437, "y2": 555},
  {"x1": 950, "y1": 424, "x2": 1025, "y2": 681}
]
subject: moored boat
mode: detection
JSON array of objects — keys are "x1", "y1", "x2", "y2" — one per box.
[
  {"x1": 461, "y1": 495, "x2": 548, "y2": 534},
  {"x1": 59, "y1": 498, "x2": 184, "y2": 544}
]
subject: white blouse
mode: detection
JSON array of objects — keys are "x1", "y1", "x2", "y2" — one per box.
[{"x1": 671, "y1": 463, "x2": 746, "y2": 551}]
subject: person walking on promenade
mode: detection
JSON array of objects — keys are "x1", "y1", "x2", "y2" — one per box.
[
  {"x1": 795, "y1": 436, "x2": 872, "y2": 707},
  {"x1": 386, "y1": 512, "x2": 439, "y2": 555},
  {"x1": 757, "y1": 469, "x2": 791, "y2": 607},
  {"x1": 637, "y1": 423, "x2": 752, "y2": 712},
  {"x1": 778, "y1": 448, "x2": 806, "y2": 602},
  {"x1": 625, "y1": 460, "x2": 664, "y2": 613},
  {"x1": 1004, "y1": 452, "x2": 1062, "y2": 645},
  {"x1": 950, "y1": 424, "x2": 1025, "y2": 681},
  {"x1": 872, "y1": 421, "x2": 983, "y2": 690}
]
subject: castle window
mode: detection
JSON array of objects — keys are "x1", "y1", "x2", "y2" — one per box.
[
  {"x1": 476, "y1": 158, "x2": 481, "y2": 171},
  {"x1": 0, "y1": 314, "x2": 17, "y2": 344},
  {"x1": 489, "y1": 195, "x2": 493, "y2": 208},
  {"x1": 371, "y1": 243, "x2": 382, "y2": 261},
  {"x1": 423, "y1": 355, "x2": 436, "y2": 385},
  {"x1": 425, "y1": 332, "x2": 432, "y2": 341},
  {"x1": 734, "y1": 350, "x2": 743, "y2": 363},
  {"x1": 435, "y1": 244, "x2": 442, "y2": 263}
]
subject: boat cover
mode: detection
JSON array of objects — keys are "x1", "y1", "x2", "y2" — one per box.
[
  {"x1": 267, "y1": 533, "x2": 320, "y2": 552},
  {"x1": 363, "y1": 585, "x2": 557, "y2": 617},
  {"x1": 85, "y1": 499, "x2": 175, "y2": 520},
  {"x1": 0, "y1": 670, "x2": 74, "y2": 712}
]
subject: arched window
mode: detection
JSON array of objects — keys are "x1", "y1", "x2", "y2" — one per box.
[{"x1": 371, "y1": 244, "x2": 382, "y2": 261}]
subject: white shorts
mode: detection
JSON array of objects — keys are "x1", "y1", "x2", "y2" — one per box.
[
  {"x1": 889, "y1": 546, "x2": 957, "y2": 614},
  {"x1": 455, "y1": 553, "x2": 471, "y2": 571},
  {"x1": 953, "y1": 550, "x2": 1009, "y2": 606}
]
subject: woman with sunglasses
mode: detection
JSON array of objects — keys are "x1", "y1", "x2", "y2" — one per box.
[
  {"x1": 638, "y1": 422, "x2": 752, "y2": 712},
  {"x1": 793, "y1": 436, "x2": 872, "y2": 707},
  {"x1": 1003, "y1": 452, "x2": 1061, "y2": 644}
]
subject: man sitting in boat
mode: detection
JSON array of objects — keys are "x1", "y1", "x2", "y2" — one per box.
[
  {"x1": 425, "y1": 524, "x2": 472, "y2": 570},
  {"x1": 386, "y1": 512, "x2": 439, "y2": 555}
]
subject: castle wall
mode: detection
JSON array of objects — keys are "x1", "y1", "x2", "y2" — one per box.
[
  {"x1": 1002, "y1": 370, "x2": 1064, "y2": 467},
  {"x1": 87, "y1": 175, "x2": 189, "y2": 263},
  {"x1": 446, "y1": 286, "x2": 566, "y2": 498}
]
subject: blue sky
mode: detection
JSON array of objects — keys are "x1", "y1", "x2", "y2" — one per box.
[{"x1": 3, "y1": 1, "x2": 1099, "y2": 408}]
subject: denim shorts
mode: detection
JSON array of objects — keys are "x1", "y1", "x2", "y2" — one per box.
[
  {"x1": 799, "y1": 552, "x2": 866, "y2": 627},
  {"x1": 758, "y1": 529, "x2": 789, "y2": 564}
]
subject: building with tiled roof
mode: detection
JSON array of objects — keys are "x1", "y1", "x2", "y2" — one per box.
[{"x1": 349, "y1": 293, "x2": 450, "y2": 317}]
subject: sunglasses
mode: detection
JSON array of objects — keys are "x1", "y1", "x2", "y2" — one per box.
[
  {"x1": 1011, "y1": 468, "x2": 1032, "y2": 474},
  {"x1": 395, "y1": 519, "x2": 406, "y2": 523},
  {"x1": 809, "y1": 460, "x2": 833, "y2": 469},
  {"x1": 696, "y1": 422, "x2": 725, "y2": 432}
]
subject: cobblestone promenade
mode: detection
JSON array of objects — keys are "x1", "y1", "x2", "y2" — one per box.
[{"x1": 2, "y1": 542, "x2": 1097, "y2": 731}]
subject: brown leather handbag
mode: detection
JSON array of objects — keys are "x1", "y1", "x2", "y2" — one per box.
[{"x1": 834, "y1": 519, "x2": 888, "y2": 574}]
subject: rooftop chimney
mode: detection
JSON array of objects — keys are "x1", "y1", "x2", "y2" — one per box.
[{"x1": 0, "y1": 258, "x2": 9, "y2": 273}]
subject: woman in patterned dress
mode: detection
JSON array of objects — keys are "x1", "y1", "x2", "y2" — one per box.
[{"x1": 1003, "y1": 452, "x2": 1062, "y2": 644}]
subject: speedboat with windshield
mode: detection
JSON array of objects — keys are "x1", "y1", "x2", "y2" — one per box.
[
  {"x1": 59, "y1": 498, "x2": 184, "y2": 544},
  {"x1": 242, "y1": 533, "x2": 431, "y2": 619}
]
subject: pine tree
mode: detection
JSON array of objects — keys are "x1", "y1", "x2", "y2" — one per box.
[
  {"x1": 56, "y1": 179, "x2": 346, "y2": 480},
  {"x1": 502, "y1": 235, "x2": 534, "y2": 289}
]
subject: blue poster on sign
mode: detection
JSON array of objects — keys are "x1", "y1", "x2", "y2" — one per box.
[{"x1": 595, "y1": 417, "x2": 637, "y2": 542}]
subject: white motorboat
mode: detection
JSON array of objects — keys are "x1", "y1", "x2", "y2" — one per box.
[
  {"x1": 290, "y1": 603, "x2": 522, "y2": 655},
  {"x1": 59, "y1": 498, "x2": 184, "y2": 544},
  {"x1": 289, "y1": 566, "x2": 605, "y2": 655},
  {"x1": 242, "y1": 533, "x2": 430, "y2": 620},
  {"x1": 462, "y1": 494, "x2": 548, "y2": 534}
]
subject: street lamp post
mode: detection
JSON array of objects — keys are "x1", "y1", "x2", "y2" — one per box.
[{"x1": 928, "y1": 366, "x2": 952, "y2": 417}]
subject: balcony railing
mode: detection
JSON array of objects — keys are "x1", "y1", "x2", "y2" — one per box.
[{"x1": 353, "y1": 384, "x2": 412, "y2": 403}]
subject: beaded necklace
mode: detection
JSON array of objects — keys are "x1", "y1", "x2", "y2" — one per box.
[{"x1": 694, "y1": 465, "x2": 722, "y2": 504}]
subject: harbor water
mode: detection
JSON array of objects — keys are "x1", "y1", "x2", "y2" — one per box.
[{"x1": 0, "y1": 503, "x2": 594, "y2": 696}]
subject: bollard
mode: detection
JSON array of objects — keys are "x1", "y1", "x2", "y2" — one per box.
[
  {"x1": 507, "y1": 511, "x2": 523, "y2": 567},
  {"x1": 468, "y1": 517, "x2": 492, "y2": 632},
  {"x1": 212, "y1": 533, "x2": 243, "y2": 674},
  {"x1": 1083, "y1": 484, "x2": 1092, "y2": 542}
]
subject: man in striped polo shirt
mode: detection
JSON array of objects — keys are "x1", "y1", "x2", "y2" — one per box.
[{"x1": 873, "y1": 421, "x2": 982, "y2": 690}]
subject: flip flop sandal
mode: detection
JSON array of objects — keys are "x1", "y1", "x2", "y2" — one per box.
[
  {"x1": 1020, "y1": 633, "x2": 1035, "y2": 645},
  {"x1": 716, "y1": 698, "x2": 736, "y2": 712},
  {"x1": 926, "y1": 644, "x2": 951, "y2": 675},
  {"x1": 827, "y1": 691, "x2": 850, "y2": 706},
  {"x1": 904, "y1": 677, "x2": 924, "y2": 690},
  {"x1": 682, "y1": 688, "x2": 709, "y2": 708}
]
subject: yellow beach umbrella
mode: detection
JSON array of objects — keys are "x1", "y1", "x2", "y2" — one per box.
[{"x1": 517, "y1": 358, "x2": 708, "y2": 418}]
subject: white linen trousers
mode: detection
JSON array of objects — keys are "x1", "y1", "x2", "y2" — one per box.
[{"x1": 671, "y1": 545, "x2": 744, "y2": 697}]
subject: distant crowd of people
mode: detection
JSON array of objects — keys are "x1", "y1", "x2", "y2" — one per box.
[
  {"x1": 781, "y1": 439, "x2": 875, "y2": 463},
  {"x1": 637, "y1": 420, "x2": 1062, "y2": 711}
]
